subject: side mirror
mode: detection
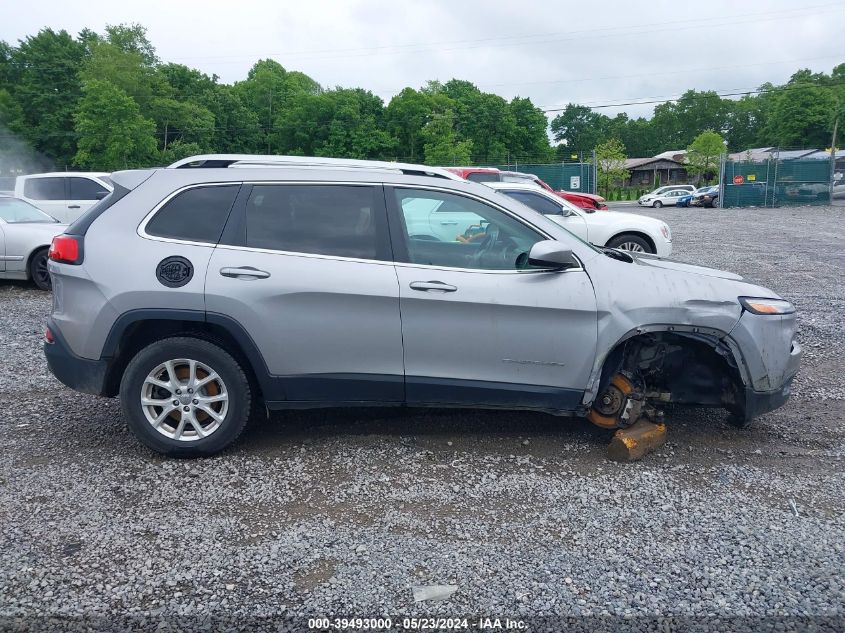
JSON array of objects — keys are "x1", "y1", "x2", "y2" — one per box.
[
  {"x1": 528, "y1": 240, "x2": 579, "y2": 270},
  {"x1": 95, "y1": 191, "x2": 109, "y2": 200}
]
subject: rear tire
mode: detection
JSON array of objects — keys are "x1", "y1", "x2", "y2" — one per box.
[
  {"x1": 119, "y1": 337, "x2": 253, "y2": 457},
  {"x1": 29, "y1": 248, "x2": 51, "y2": 291}
]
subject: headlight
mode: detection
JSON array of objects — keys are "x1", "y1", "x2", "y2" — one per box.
[
  {"x1": 739, "y1": 297, "x2": 795, "y2": 315},
  {"x1": 660, "y1": 224, "x2": 670, "y2": 239}
]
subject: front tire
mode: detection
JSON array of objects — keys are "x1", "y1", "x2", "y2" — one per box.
[
  {"x1": 119, "y1": 337, "x2": 253, "y2": 457},
  {"x1": 653, "y1": 200, "x2": 663, "y2": 208},
  {"x1": 606, "y1": 234, "x2": 653, "y2": 254},
  {"x1": 29, "y1": 247, "x2": 51, "y2": 291}
]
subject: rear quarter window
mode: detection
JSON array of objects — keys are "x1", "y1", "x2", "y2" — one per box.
[{"x1": 145, "y1": 185, "x2": 240, "y2": 244}]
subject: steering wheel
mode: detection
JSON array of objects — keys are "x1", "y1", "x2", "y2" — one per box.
[{"x1": 470, "y1": 223, "x2": 522, "y2": 268}]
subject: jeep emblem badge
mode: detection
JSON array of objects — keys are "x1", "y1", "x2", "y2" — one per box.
[{"x1": 156, "y1": 256, "x2": 194, "y2": 288}]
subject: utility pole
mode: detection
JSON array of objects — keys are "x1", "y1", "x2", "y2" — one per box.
[
  {"x1": 830, "y1": 118, "x2": 838, "y2": 205},
  {"x1": 267, "y1": 90, "x2": 273, "y2": 154}
]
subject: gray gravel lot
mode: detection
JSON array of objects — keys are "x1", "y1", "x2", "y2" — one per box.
[{"x1": 1, "y1": 206, "x2": 844, "y2": 631}]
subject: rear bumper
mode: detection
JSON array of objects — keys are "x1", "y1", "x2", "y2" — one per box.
[{"x1": 44, "y1": 320, "x2": 110, "y2": 396}]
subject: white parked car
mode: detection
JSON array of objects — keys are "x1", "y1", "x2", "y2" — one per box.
[
  {"x1": 652, "y1": 185, "x2": 696, "y2": 195},
  {"x1": 0, "y1": 196, "x2": 67, "y2": 290},
  {"x1": 14, "y1": 172, "x2": 112, "y2": 222},
  {"x1": 480, "y1": 182, "x2": 672, "y2": 255},
  {"x1": 637, "y1": 188, "x2": 692, "y2": 208}
]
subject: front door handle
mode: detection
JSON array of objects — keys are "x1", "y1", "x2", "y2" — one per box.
[
  {"x1": 68, "y1": 205, "x2": 81, "y2": 209},
  {"x1": 439, "y1": 220, "x2": 459, "y2": 225},
  {"x1": 409, "y1": 280, "x2": 457, "y2": 292},
  {"x1": 220, "y1": 266, "x2": 271, "y2": 279}
]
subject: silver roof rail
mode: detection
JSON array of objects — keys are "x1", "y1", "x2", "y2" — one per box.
[{"x1": 167, "y1": 154, "x2": 462, "y2": 180}]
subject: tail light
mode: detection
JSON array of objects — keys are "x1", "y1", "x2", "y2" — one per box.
[
  {"x1": 48, "y1": 235, "x2": 83, "y2": 265},
  {"x1": 44, "y1": 327, "x2": 55, "y2": 344}
]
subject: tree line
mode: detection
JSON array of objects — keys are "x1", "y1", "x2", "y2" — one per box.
[{"x1": 0, "y1": 24, "x2": 842, "y2": 173}]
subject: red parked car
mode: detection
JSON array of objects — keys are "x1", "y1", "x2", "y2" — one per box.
[{"x1": 444, "y1": 167, "x2": 608, "y2": 211}]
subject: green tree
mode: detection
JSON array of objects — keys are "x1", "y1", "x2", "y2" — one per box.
[
  {"x1": 73, "y1": 80, "x2": 157, "y2": 170},
  {"x1": 0, "y1": 41, "x2": 13, "y2": 87},
  {"x1": 385, "y1": 87, "x2": 435, "y2": 162},
  {"x1": 11, "y1": 28, "x2": 87, "y2": 165},
  {"x1": 509, "y1": 97, "x2": 553, "y2": 162},
  {"x1": 103, "y1": 23, "x2": 159, "y2": 66},
  {"x1": 686, "y1": 130, "x2": 725, "y2": 183},
  {"x1": 650, "y1": 90, "x2": 730, "y2": 149},
  {"x1": 613, "y1": 114, "x2": 659, "y2": 157},
  {"x1": 150, "y1": 97, "x2": 215, "y2": 152},
  {"x1": 80, "y1": 39, "x2": 165, "y2": 116},
  {"x1": 759, "y1": 68, "x2": 841, "y2": 148},
  {"x1": 233, "y1": 59, "x2": 321, "y2": 151},
  {"x1": 159, "y1": 140, "x2": 204, "y2": 165},
  {"x1": 272, "y1": 88, "x2": 395, "y2": 159},
  {"x1": 595, "y1": 138, "x2": 629, "y2": 197},
  {"x1": 724, "y1": 95, "x2": 766, "y2": 151},
  {"x1": 422, "y1": 110, "x2": 472, "y2": 165},
  {"x1": 550, "y1": 104, "x2": 611, "y2": 153}
]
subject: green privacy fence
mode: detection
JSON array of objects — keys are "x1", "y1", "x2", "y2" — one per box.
[
  {"x1": 721, "y1": 156, "x2": 834, "y2": 208},
  {"x1": 494, "y1": 162, "x2": 596, "y2": 193}
]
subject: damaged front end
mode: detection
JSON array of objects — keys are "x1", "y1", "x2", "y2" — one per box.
[{"x1": 588, "y1": 330, "x2": 747, "y2": 429}]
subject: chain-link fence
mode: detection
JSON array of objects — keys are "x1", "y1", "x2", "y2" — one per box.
[
  {"x1": 721, "y1": 151, "x2": 841, "y2": 208},
  {"x1": 494, "y1": 161, "x2": 597, "y2": 193}
]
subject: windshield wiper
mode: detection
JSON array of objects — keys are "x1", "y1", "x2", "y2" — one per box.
[{"x1": 599, "y1": 246, "x2": 634, "y2": 263}]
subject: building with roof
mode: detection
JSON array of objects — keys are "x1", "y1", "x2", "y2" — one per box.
[{"x1": 623, "y1": 156, "x2": 689, "y2": 187}]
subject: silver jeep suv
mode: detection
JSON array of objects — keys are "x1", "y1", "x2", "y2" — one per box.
[{"x1": 44, "y1": 155, "x2": 801, "y2": 456}]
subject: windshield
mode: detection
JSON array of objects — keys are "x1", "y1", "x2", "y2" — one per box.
[{"x1": 0, "y1": 198, "x2": 58, "y2": 223}]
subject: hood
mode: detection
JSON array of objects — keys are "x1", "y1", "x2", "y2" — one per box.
[
  {"x1": 562, "y1": 191, "x2": 605, "y2": 203},
  {"x1": 632, "y1": 253, "x2": 743, "y2": 281},
  {"x1": 580, "y1": 209, "x2": 667, "y2": 232}
]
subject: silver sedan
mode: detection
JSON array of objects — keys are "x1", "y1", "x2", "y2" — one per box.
[{"x1": 0, "y1": 197, "x2": 67, "y2": 290}]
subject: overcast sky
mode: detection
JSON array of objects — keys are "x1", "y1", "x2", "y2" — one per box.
[{"x1": 2, "y1": 0, "x2": 843, "y2": 119}]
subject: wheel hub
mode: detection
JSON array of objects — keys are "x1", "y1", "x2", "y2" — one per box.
[
  {"x1": 140, "y1": 358, "x2": 229, "y2": 442},
  {"x1": 594, "y1": 384, "x2": 625, "y2": 416}
]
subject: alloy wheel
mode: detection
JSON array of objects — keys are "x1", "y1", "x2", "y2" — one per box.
[
  {"x1": 616, "y1": 241, "x2": 646, "y2": 253},
  {"x1": 140, "y1": 358, "x2": 229, "y2": 441}
]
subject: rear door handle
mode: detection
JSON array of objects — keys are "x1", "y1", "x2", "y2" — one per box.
[
  {"x1": 220, "y1": 266, "x2": 271, "y2": 279},
  {"x1": 409, "y1": 280, "x2": 457, "y2": 292},
  {"x1": 439, "y1": 220, "x2": 458, "y2": 225},
  {"x1": 68, "y1": 205, "x2": 81, "y2": 209}
]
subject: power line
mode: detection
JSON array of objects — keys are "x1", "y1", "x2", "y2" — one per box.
[{"x1": 539, "y1": 79, "x2": 845, "y2": 113}]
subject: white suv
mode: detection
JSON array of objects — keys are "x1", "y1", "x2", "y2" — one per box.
[{"x1": 15, "y1": 172, "x2": 113, "y2": 222}]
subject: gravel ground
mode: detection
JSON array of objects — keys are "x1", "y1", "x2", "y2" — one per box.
[{"x1": 1, "y1": 206, "x2": 844, "y2": 632}]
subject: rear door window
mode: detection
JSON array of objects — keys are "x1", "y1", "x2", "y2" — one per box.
[
  {"x1": 241, "y1": 184, "x2": 387, "y2": 260},
  {"x1": 145, "y1": 185, "x2": 240, "y2": 244},
  {"x1": 23, "y1": 177, "x2": 66, "y2": 201},
  {"x1": 68, "y1": 177, "x2": 110, "y2": 200}
]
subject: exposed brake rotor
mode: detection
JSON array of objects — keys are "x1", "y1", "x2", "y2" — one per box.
[{"x1": 588, "y1": 373, "x2": 641, "y2": 429}]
